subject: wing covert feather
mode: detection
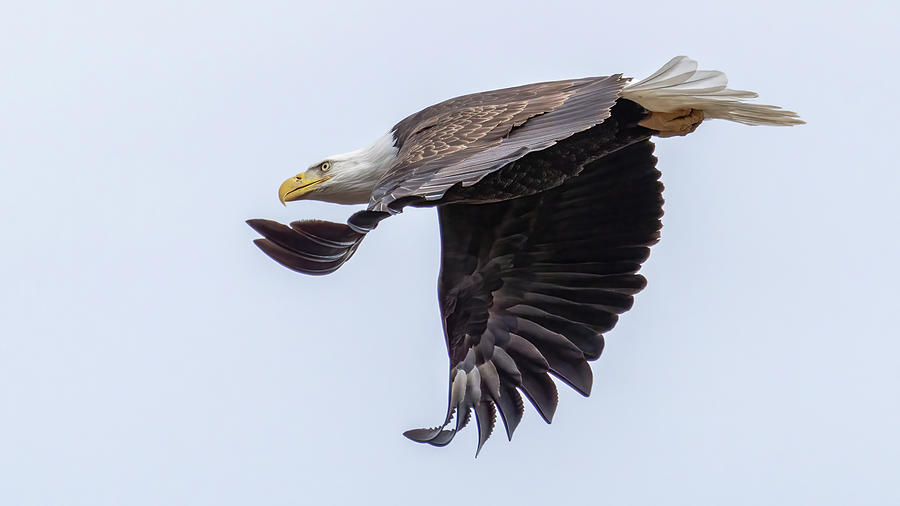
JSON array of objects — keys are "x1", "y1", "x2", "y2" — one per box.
[{"x1": 372, "y1": 75, "x2": 629, "y2": 211}]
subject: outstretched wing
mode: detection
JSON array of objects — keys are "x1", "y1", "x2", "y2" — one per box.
[
  {"x1": 370, "y1": 75, "x2": 629, "y2": 211},
  {"x1": 404, "y1": 139, "x2": 663, "y2": 453}
]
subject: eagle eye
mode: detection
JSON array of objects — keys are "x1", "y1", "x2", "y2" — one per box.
[{"x1": 320, "y1": 161, "x2": 331, "y2": 172}]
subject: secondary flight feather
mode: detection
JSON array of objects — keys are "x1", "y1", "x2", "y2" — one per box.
[{"x1": 247, "y1": 56, "x2": 802, "y2": 454}]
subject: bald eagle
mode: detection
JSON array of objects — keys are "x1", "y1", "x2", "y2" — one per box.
[{"x1": 247, "y1": 56, "x2": 802, "y2": 453}]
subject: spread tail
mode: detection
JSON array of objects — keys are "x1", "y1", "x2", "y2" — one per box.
[{"x1": 622, "y1": 56, "x2": 804, "y2": 126}]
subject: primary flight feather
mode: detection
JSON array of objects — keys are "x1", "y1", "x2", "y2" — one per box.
[{"x1": 247, "y1": 56, "x2": 802, "y2": 454}]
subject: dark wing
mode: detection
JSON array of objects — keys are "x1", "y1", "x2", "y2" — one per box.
[
  {"x1": 403, "y1": 139, "x2": 662, "y2": 453},
  {"x1": 370, "y1": 75, "x2": 629, "y2": 211}
]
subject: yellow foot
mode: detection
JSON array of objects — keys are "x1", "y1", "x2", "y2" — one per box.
[{"x1": 639, "y1": 108, "x2": 705, "y2": 138}]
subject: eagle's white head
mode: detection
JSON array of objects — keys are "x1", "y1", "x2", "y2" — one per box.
[{"x1": 278, "y1": 133, "x2": 398, "y2": 206}]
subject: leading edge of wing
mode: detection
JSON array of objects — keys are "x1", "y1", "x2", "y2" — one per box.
[{"x1": 371, "y1": 75, "x2": 630, "y2": 212}]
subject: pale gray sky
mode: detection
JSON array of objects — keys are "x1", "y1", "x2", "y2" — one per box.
[{"x1": 1, "y1": 1, "x2": 898, "y2": 505}]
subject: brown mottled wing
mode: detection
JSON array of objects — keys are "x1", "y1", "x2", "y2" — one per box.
[
  {"x1": 370, "y1": 75, "x2": 629, "y2": 211},
  {"x1": 404, "y1": 139, "x2": 663, "y2": 453},
  {"x1": 248, "y1": 77, "x2": 630, "y2": 274}
]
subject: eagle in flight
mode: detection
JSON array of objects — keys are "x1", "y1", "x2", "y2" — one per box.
[{"x1": 247, "y1": 56, "x2": 802, "y2": 454}]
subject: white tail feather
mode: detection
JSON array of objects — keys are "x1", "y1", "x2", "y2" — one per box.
[{"x1": 623, "y1": 56, "x2": 804, "y2": 126}]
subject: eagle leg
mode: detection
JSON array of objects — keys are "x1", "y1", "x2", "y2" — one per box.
[{"x1": 638, "y1": 108, "x2": 704, "y2": 138}]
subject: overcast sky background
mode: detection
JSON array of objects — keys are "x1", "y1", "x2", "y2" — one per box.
[{"x1": 1, "y1": 1, "x2": 898, "y2": 504}]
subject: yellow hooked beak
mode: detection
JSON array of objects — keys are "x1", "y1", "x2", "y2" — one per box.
[{"x1": 278, "y1": 172, "x2": 329, "y2": 205}]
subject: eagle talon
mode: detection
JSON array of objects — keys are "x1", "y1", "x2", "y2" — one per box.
[{"x1": 639, "y1": 108, "x2": 705, "y2": 137}]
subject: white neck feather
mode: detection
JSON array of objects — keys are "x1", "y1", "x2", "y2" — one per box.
[{"x1": 316, "y1": 132, "x2": 398, "y2": 204}]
